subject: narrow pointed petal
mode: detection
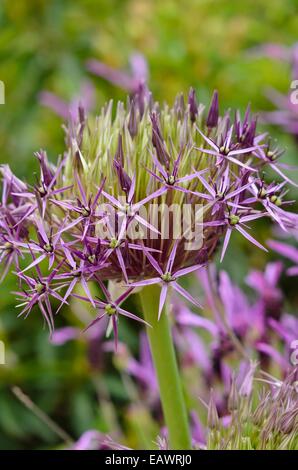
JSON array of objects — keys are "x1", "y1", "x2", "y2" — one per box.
[
  {"x1": 226, "y1": 155, "x2": 257, "y2": 172},
  {"x1": 115, "y1": 287, "x2": 134, "y2": 305},
  {"x1": 127, "y1": 173, "x2": 136, "y2": 204},
  {"x1": 81, "y1": 276, "x2": 96, "y2": 308},
  {"x1": 235, "y1": 224, "x2": 268, "y2": 252},
  {"x1": 135, "y1": 186, "x2": 167, "y2": 208},
  {"x1": 84, "y1": 312, "x2": 106, "y2": 332},
  {"x1": 196, "y1": 147, "x2": 219, "y2": 157},
  {"x1": 229, "y1": 145, "x2": 259, "y2": 156},
  {"x1": 220, "y1": 228, "x2": 232, "y2": 262},
  {"x1": 101, "y1": 190, "x2": 122, "y2": 209},
  {"x1": 130, "y1": 277, "x2": 160, "y2": 287},
  {"x1": 172, "y1": 282, "x2": 202, "y2": 308},
  {"x1": 91, "y1": 178, "x2": 106, "y2": 209},
  {"x1": 21, "y1": 254, "x2": 47, "y2": 273},
  {"x1": 75, "y1": 172, "x2": 88, "y2": 206},
  {"x1": 134, "y1": 213, "x2": 160, "y2": 235},
  {"x1": 175, "y1": 263, "x2": 203, "y2": 278},
  {"x1": 158, "y1": 284, "x2": 168, "y2": 320},
  {"x1": 196, "y1": 127, "x2": 219, "y2": 151},
  {"x1": 225, "y1": 181, "x2": 254, "y2": 200},
  {"x1": 143, "y1": 250, "x2": 163, "y2": 275},
  {"x1": 117, "y1": 307, "x2": 151, "y2": 328},
  {"x1": 271, "y1": 163, "x2": 298, "y2": 187},
  {"x1": 56, "y1": 278, "x2": 77, "y2": 313},
  {"x1": 240, "y1": 212, "x2": 266, "y2": 223},
  {"x1": 166, "y1": 239, "x2": 179, "y2": 273},
  {"x1": 116, "y1": 248, "x2": 128, "y2": 283},
  {"x1": 195, "y1": 172, "x2": 216, "y2": 197},
  {"x1": 177, "y1": 173, "x2": 199, "y2": 184},
  {"x1": 112, "y1": 315, "x2": 118, "y2": 351}
]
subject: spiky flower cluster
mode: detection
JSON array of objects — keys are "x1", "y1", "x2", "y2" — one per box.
[
  {"x1": 0, "y1": 89, "x2": 296, "y2": 341},
  {"x1": 207, "y1": 366, "x2": 298, "y2": 450},
  {"x1": 68, "y1": 365, "x2": 298, "y2": 450}
]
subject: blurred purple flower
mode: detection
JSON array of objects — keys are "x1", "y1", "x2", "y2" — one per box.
[
  {"x1": 251, "y1": 42, "x2": 298, "y2": 140},
  {"x1": 246, "y1": 261, "x2": 283, "y2": 319},
  {"x1": 268, "y1": 239, "x2": 298, "y2": 276},
  {"x1": 50, "y1": 326, "x2": 80, "y2": 345},
  {"x1": 40, "y1": 81, "x2": 95, "y2": 122},
  {"x1": 86, "y1": 53, "x2": 149, "y2": 96},
  {"x1": 71, "y1": 430, "x2": 103, "y2": 450}
]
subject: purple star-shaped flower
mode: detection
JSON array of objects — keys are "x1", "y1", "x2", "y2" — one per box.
[{"x1": 130, "y1": 240, "x2": 203, "y2": 318}]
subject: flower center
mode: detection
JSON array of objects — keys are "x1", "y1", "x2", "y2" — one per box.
[
  {"x1": 123, "y1": 203, "x2": 135, "y2": 217},
  {"x1": 161, "y1": 272, "x2": 175, "y2": 282},
  {"x1": 216, "y1": 191, "x2": 225, "y2": 200},
  {"x1": 88, "y1": 254, "x2": 96, "y2": 264},
  {"x1": 43, "y1": 243, "x2": 53, "y2": 253},
  {"x1": 81, "y1": 206, "x2": 91, "y2": 217},
  {"x1": 105, "y1": 304, "x2": 116, "y2": 315},
  {"x1": 167, "y1": 175, "x2": 176, "y2": 185},
  {"x1": 38, "y1": 186, "x2": 47, "y2": 197},
  {"x1": 229, "y1": 214, "x2": 240, "y2": 226},
  {"x1": 109, "y1": 238, "x2": 120, "y2": 249},
  {"x1": 266, "y1": 150, "x2": 276, "y2": 161},
  {"x1": 36, "y1": 283, "x2": 46, "y2": 294},
  {"x1": 259, "y1": 187, "x2": 267, "y2": 198},
  {"x1": 219, "y1": 145, "x2": 229, "y2": 155}
]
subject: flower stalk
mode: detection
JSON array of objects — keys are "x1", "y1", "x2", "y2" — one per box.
[{"x1": 138, "y1": 284, "x2": 192, "y2": 450}]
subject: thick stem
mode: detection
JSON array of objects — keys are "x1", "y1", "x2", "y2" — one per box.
[{"x1": 138, "y1": 284, "x2": 192, "y2": 450}]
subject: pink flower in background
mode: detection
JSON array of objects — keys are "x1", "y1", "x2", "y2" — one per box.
[{"x1": 268, "y1": 239, "x2": 298, "y2": 276}]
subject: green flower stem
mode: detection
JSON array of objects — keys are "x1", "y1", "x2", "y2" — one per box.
[{"x1": 138, "y1": 284, "x2": 192, "y2": 450}]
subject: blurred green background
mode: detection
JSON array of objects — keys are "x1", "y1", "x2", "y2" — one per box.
[{"x1": 0, "y1": 0, "x2": 297, "y2": 449}]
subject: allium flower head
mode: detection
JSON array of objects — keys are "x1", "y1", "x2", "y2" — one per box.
[{"x1": 0, "y1": 86, "x2": 296, "y2": 340}]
